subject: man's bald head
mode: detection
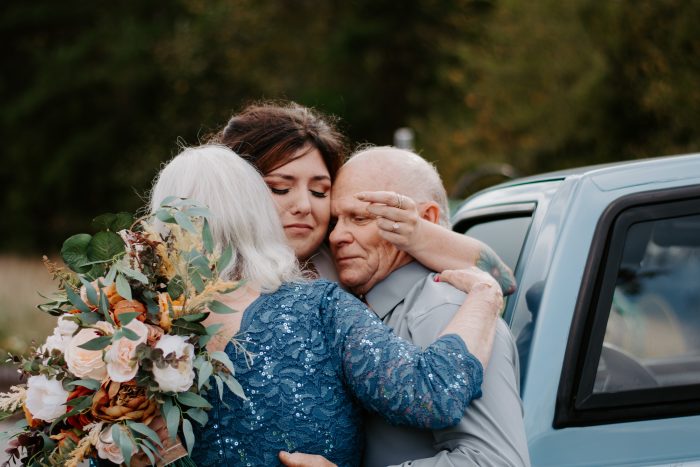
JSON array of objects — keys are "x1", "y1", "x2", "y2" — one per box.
[{"x1": 340, "y1": 146, "x2": 450, "y2": 227}]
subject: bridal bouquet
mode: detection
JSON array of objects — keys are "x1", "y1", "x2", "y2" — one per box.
[{"x1": 0, "y1": 199, "x2": 245, "y2": 466}]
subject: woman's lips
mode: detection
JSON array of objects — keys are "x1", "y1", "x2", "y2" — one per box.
[{"x1": 284, "y1": 224, "x2": 314, "y2": 234}]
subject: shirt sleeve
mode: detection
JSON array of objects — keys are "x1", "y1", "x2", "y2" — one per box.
[
  {"x1": 390, "y1": 320, "x2": 531, "y2": 467},
  {"x1": 320, "y1": 282, "x2": 484, "y2": 430}
]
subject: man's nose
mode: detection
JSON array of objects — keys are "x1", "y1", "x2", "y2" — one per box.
[
  {"x1": 329, "y1": 219, "x2": 351, "y2": 247},
  {"x1": 290, "y1": 191, "x2": 312, "y2": 215}
]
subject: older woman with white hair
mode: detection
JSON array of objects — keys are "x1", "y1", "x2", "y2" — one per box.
[{"x1": 147, "y1": 144, "x2": 503, "y2": 467}]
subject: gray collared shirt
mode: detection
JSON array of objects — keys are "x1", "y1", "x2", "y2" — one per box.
[{"x1": 363, "y1": 262, "x2": 530, "y2": 467}]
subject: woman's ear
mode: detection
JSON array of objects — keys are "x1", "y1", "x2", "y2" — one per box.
[{"x1": 420, "y1": 202, "x2": 441, "y2": 225}]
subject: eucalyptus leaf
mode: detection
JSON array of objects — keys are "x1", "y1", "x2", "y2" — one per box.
[
  {"x1": 158, "y1": 196, "x2": 181, "y2": 207},
  {"x1": 87, "y1": 231, "x2": 125, "y2": 262},
  {"x1": 64, "y1": 286, "x2": 90, "y2": 314},
  {"x1": 126, "y1": 421, "x2": 163, "y2": 448},
  {"x1": 198, "y1": 360, "x2": 213, "y2": 390},
  {"x1": 179, "y1": 312, "x2": 208, "y2": 323},
  {"x1": 155, "y1": 209, "x2": 176, "y2": 224},
  {"x1": 214, "y1": 375, "x2": 225, "y2": 401},
  {"x1": 182, "y1": 418, "x2": 194, "y2": 455},
  {"x1": 121, "y1": 326, "x2": 140, "y2": 341},
  {"x1": 61, "y1": 233, "x2": 92, "y2": 273},
  {"x1": 210, "y1": 351, "x2": 235, "y2": 374},
  {"x1": 75, "y1": 278, "x2": 97, "y2": 309},
  {"x1": 76, "y1": 311, "x2": 100, "y2": 325},
  {"x1": 66, "y1": 379, "x2": 101, "y2": 391},
  {"x1": 176, "y1": 391, "x2": 212, "y2": 409},
  {"x1": 217, "y1": 244, "x2": 233, "y2": 273},
  {"x1": 117, "y1": 265, "x2": 149, "y2": 284},
  {"x1": 167, "y1": 276, "x2": 185, "y2": 300},
  {"x1": 190, "y1": 271, "x2": 205, "y2": 293},
  {"x1": 209, "y1": 300, "x2": 237, "y2": 315},
  {"x1": 117, "y1": 311, "x2": 140, "y2": 326},
  {"x1": 223, "y1": 374, "x2": 247, "y2": 400},
  {"x1": 174, "y1": 210, "x2": 197, "y2": 233},
  {"x1": 164, "y1": 401, "x2": 180, "y2": 442},
  {"x1": 118, "y1": 425, "x2": 136, "y2": 466},
  {"x1": 116, "y1": 273, "x2": 132, "y2": 301},
  {"x1": 202, "y1": 218, "x2": 214, "y2": 254},
  {"x1": 186, "y1": 408, "x2": 209, "y2": 427},
  {"x1": 139, "y1": 441, "x2": 156, "y2": 466},
  {"x1": 184, "y1": 206, "x2": 212, "y2": 218},
  {"x1": 103, "y1": 265, "x2": 117, "y2": 286},
  {"x1": 99, "y1": 289, "x2": 114, "y2": 324},
  {"x1": 77, "y1": 335, "x2": 112, "y2": 351}
]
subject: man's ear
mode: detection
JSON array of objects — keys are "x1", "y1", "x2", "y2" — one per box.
[{"x1": 420, "y1": 202, "x2": 441, "y2": 225}]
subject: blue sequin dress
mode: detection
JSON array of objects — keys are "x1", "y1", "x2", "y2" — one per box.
[{"x1": 191, "y1": 280, "x2": 483, "y2": 467}]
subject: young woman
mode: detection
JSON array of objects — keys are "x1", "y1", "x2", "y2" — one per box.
[
  {"x1": 147, "y1": 145, "x2": 503, "y2": 466},
  {"x1": 210, "y1": 101, "x2": 516, "y2": 293}
]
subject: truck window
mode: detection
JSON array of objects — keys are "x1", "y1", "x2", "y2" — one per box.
[
  {"x1": 594, "y1": 213, "x2": 700, "y2": 393},
  {"x1": 463, "y1": 216, "x2": 532, "y2": 272}
]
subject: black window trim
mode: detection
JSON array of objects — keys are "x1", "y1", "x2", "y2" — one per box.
[{"x1": 554, "y1": 184, "x2": 700, "y2": 428}]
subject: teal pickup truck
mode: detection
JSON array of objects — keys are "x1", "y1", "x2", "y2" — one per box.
[{"x1": 452, "y1": 153, "x2": 700, "y2": 466}]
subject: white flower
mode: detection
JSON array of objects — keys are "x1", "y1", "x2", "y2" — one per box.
[
  {"x1": 106, "y1": 320, "x2": 148, "y2": 382},
  {"x1": 65, "y1": 322, "x2": 113, "y2": 380},
  {"x1": 40, "y1": 331, "x2": 67, "y2": 355},
  {"x1": 39, "y1": 315, "x2": 80, "y2": 355},
  {"x1": 25, "y1": 375, "x2": 69, "y2": 422},
  {"x1": 152, "y1": 335, "x2": 195, "y2": 393},
  {"x1": 96, "y1": 426, "x2": 124, "y2": 464},
  {"x1": 56, "y1": 314, "x2": 79, "y2": 336}
]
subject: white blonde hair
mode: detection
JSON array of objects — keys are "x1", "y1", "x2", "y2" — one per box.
[{"x1": 149, "y1": 144, "x2": 302, "y2": 292}]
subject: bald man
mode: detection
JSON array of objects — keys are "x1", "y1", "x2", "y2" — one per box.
[{"x1": 282, "y1": 147, "x2": 529, "y2": 466}]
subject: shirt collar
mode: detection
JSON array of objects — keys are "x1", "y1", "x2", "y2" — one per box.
[{"x1": 365, "y1": 261, "x2": 432, "y2": 320}]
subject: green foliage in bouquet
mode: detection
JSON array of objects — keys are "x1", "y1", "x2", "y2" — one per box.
[{"x1": 0, "y1": 199, "x2": 247, "y2": 466}]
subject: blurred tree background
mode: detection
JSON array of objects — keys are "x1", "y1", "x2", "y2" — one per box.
[{"x1": 2, "y1": 0, "x2": 699, "y2": 253}]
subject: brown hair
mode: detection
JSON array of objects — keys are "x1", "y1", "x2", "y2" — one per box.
[{"x1": 211, "y1": 101, "x2": 347, "y2": 180}]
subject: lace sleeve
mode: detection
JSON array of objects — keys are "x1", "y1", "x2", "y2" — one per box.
[{"x1": 321, "y1": 283, "x2": 484, "y2": 429}]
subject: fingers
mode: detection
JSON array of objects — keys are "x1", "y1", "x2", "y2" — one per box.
[
  {"x1": 279, "y1": 451, "x2": 338, "y2": 467},
  {"x1": 355, "y1": 191, "x2": 406, "y2": 206},
  {"x1": 436, "y1": 267, "x2": 500, "y2": 293}
]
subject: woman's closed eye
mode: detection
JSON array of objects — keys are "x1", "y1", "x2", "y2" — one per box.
[
  {"x1": 269, "y1": 187, "x2": 290, "y2": 195},
  {"x1": 311, "y1": 190, "x2": 329, "y2": 198}
]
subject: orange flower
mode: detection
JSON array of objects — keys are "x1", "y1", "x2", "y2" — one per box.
[
  {"x1": 23, "y1": 404, "x2": 43, "y2": 429},
  {"x1": 112, "y1": 299, "x2": 147, "y2": 325},
  {"x1": 157, "y1": 293, "x2": 184, "y2": 332},
  {"x1": 65, "y1": 385, "x2": 95, "y2": 430},
  {"x1": 91, "y1": 380, "x2": 157, "y2": 425},
  {"x1": 51, "y1": 428, "x2": 81, "y2": 450}
]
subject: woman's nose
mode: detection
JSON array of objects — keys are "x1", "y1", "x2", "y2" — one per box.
[{"x1": 290, "y1": 191, "x2": 312, "y2": 215}]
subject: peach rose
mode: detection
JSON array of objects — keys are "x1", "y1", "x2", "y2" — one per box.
[
  {"x1": 65, "y1": 323, "x2": 113, "y2": 380},
  {"x1": 91, "y1": 380, "x2": 157, "y2": 424},
  {"x1": 113, "y1": 299, "x2": 147, "y2": 325},
  {"x1": 96, "y1": 426, "x2": 124, "y2": 464},
  {"x1": 105, "y1": 320, "x2": 148, "y2": 382}
]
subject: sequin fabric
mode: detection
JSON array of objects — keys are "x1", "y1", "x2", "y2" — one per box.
[{"x1": 188, "y1": 280, "x2": 483, "y2": 466}]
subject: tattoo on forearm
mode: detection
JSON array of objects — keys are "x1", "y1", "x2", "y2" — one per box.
[{"x1": 476, "y1": 247, "x2": 517, "y2": 295}]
